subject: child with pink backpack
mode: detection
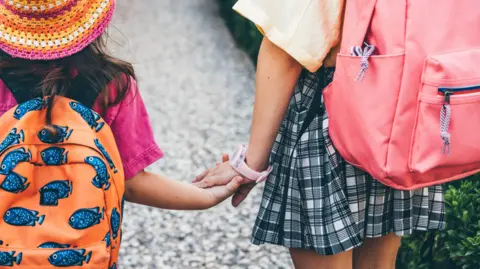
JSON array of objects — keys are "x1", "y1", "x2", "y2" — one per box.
[{"x1": 193, "y1": 0, "x2": 480, "y2": 268}]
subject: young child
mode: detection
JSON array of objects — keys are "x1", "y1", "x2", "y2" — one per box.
[
  {"x1": 195, "y1": 1, "x2": 445, "y2": 269},
  {"x1": 0, "y1": 0, "x2": 240, "y2": 268}
]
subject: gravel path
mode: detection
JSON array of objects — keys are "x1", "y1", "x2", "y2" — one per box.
[{"x1": 111, "y1": 1, "x2": 293, "y2": 268}]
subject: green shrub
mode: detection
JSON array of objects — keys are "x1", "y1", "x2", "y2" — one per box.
[
  {"x1": 398, "y1": 176, "x2": 480, "y2": 269},
  {"x1": 218, "y1": 0, "x2": 262, "y2": 63},
  {"x1": 218, "y1": 2, "x2": 480, "y2": 268}
]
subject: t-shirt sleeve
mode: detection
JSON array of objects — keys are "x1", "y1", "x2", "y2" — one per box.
[
  {"x1": 103, "y1": 79, "x2": 164, "y2": 180},
  {"x1": 233, "y1": 0, "x2": 344, "y2": 72}
]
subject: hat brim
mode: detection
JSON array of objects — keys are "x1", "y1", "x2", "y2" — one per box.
[{"x1": 0, "y1": 0, "x2": 115, "y2": 60}]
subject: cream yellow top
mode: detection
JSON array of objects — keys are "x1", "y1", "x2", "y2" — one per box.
[{"x1": 233, "y1": 0, "x2": 344, "y2": 72}]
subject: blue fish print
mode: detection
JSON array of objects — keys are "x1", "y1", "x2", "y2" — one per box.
[
  {"x1": 0, "y1": 172, "x2": 30, "y2": 193},
  {"x1": 94, "y1": 139, "x2": 117, "y2": 173},
  {"x1": 0, "y1": 148, "x2": 32, "y2": 175},
  {"x1": 69, "y1": 207, "x2": 104, "y2": 230},
  {"x1": 13, "y1": 97, "x2": 46, "y2": 120},
  {"x1": 38, "y1": 125, "x2": 73, "y2": 144},
  {"x1": 0, "y1": 251, "x2": 22, "y2": 266},
  {"x1": 41, "y1": 147, "x2": 68, "y2": 166},
  {"x1": 40, "y1": 180, "x2": 72, "y2": 199},
  {"x1": 0, "y1": 240, "x2": 3, "y2": 245},
  {"x1": 3, "y1": 207, "x2": 45, "y2": 227},
  {"x1": 0, "y1": 128, "x2": 24, "y2": 154},
  {"x1": 110, "y1": 263, "x2": 117, "y2": 269},
  {"x1": 48, "y1": 249, "x2": 91, "y2": 267},
  {"x1": 69, "y1": 101, "x2": 105, "y2": 132},
  {"x1": 39, "y1": 190, "x2": 59, "y2": 207},
  {"x1": 103, "y1": 231, "x2": 111, "y2": 247},
  {"x1": 39, "y1": 180, "x2": 73, "y2": 206},
  {"x1": 85, "y1": 156, "x2": 110, "y2": 190},
  {"x1": 111, "y1": 208, "x2": 121, "y2": 239},
  {"x1": 38, "y1": 242, "x2": 71, "y2": 249}
]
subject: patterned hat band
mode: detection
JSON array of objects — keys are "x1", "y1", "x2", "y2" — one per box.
[
  {"x1": 0, "y1": 0, "x2": 116, "y2": 60},
  {"x1": 4, "y1": 0, "x2": 74, "y2": 15}
]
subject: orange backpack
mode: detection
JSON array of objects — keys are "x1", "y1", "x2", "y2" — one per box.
[{"x1": 0, "y1": 96, "x2": 124, "y2": 268}]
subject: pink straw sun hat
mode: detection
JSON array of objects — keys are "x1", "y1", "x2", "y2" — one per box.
[{"x1": 0, "y1": 0, "x2": 116, "y2": 60}]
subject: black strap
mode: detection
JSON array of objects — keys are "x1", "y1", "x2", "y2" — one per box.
[
  {"x1": 0, "y1": 74, "x2": 38, "y2": 104},
  {"x1": 277, "y1": 67, "x2": 330, "y2": 242},
  {"x1": 0, "y1": 74, "x2": 101, "y2": 108},
  {"x1": 298, "y1": 67, "x2": 335, "y2": 139},
  {"x1": 298, "y1": 77, "x2": 325, "y2": 137},
  {"x1": 67, "y1": 75, "x2": 103, "y2": 108}
]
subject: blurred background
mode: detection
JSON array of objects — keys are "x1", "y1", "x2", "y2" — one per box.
[{"x1": 111, "y1": 1, "x2": 480, "y2": 268}]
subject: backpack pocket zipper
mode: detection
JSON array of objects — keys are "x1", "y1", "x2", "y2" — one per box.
[
  {"x1": 439, "y1": 85, "x2": 480, "y2": 102},
  {"x1": 439, "y1": 84, "x2": 480, "y2": 93},
  {"x1": 438, "y1": 85, "x2": 480, "y2": 155}
]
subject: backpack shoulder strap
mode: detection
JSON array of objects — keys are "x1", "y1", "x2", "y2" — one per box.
[
  {"x1": 0, "y1": 74, "x2": 102, "y2": 108},
  {"x1": 67, "y1": 75, "x2": 103, "y2": 108},
  {"x1": 0, "y1": 74, "x2": 38, "y2": 104},
  {"x1": 298, "y1": 67, "x2": 334, "y2": 137}
]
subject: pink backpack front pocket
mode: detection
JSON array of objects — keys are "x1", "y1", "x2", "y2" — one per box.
[
  {"x1": 409, "y1": 49, "x2": 480, "y2": 177},
  {"x1": 324, "y1": 53, "x2": 405, "y2": 181}
]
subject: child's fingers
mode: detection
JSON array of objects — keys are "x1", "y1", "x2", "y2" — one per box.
[
  {"x1": 192, "y1": 169, "x2": 211, "y2": 183},
  {"x1": 214, "y1": 153, "x2": 229, "y2": 167},
  {"x1": 232, "y1": 192, "x2": 247, "y2": 207},
  {"x1": 226, "y1": 176, "x2": 243, "y2": 193},
  {"x1": 207, "y1": 176, "x2": 243, "y2": 205},
  {"x1": 193, "y1": 176, "x2": 218, "y2": 188},
  {"x1": 232, "y1": 183, "x2": 256, "y2": 207}
]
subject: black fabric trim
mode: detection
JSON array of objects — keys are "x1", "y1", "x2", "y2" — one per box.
[{"x1": 0, "y1": 74, "x2": 102, "y2": 108}]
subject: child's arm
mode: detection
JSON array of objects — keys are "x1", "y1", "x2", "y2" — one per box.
[
  {"x1": 196, "y1": 37, "x2": 302, "y2": 179},
  {"x1": 125, "y1": 170, "x2": 242, "y2": 210},
  {"x1": 195, "y1": 37, "x2": 302, "y2": 205},
  {"x1": 245, "y1": 37, "x2": 302, "y2": 170}
]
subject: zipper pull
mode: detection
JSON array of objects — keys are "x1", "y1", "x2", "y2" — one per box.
[
  {"x1": 443, "y1": 90, "x2": 453, "y2": 104},
  {"x1": 354, "y1": 44, "x2": 376, "y2": 82},
  {"x1": 440, "y1": 90, "x2": 452, "y2": 155}
]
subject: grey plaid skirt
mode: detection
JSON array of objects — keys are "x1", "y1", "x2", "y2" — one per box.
[{"x1": 251, "y1": 68, "x2": 446, "y2": 255}]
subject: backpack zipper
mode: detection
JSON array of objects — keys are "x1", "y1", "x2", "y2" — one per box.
[
  {"x1": 439, "y1": 84, "x2": 480, "y2": 93},
  {"x1": 437, "y1": 85, "x2": 480, "y2": 108},
  {"x1": 439, "y1": 85, "x2": 480, "y2": 103},
  {"x1": 437, "y1": 85, "x2": 480, "y2": 155}
]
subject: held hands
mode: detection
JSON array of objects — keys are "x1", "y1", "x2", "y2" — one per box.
[
  {"x1": 200, "y1": 175, "x2": 244, "y2": 208},
  {"x1": 193, "y1": 154, "x2": 257, "y2": 207}
]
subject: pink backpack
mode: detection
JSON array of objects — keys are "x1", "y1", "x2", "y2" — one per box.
[{"x1": 323, "y1": 0, "x2": 480, "y2": 190}]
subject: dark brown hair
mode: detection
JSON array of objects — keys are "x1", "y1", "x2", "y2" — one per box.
[{"x1": 0, "y1": 34, "x2": 136, "y2": 124}]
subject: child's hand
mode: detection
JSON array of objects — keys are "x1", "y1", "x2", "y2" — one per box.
[
  {"x1": 194, "y1": 153, "x2": 257, "y2": 207},
  {"x1": 200, "y1": 176, "x2": 244, "y2": 207},
  {"x1": 193, "y1": 161, "x2": 244, "y2": 188},
  {"x1": 126, "y1": 170, "x2": 244, "y2": 211},
  {"x1": 194, "y1": 154, "x2": 249, "y2": 188}
]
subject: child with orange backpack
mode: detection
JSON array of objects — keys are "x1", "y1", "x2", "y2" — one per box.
[{"x1": 0, "y1": 1, "x2": 241, "y2": 268}]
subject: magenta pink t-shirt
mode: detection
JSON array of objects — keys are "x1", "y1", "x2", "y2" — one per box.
[{"x1": 0, "y1": 79, "x2": 164, "y2": 180}]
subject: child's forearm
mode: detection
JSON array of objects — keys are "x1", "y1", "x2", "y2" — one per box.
[
  {"x1": 246, "y1": 37, "x2": 302, "y2": 171},
  {"x1": 125, "y1": 171, "x2": 214, "y2": 210}
]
